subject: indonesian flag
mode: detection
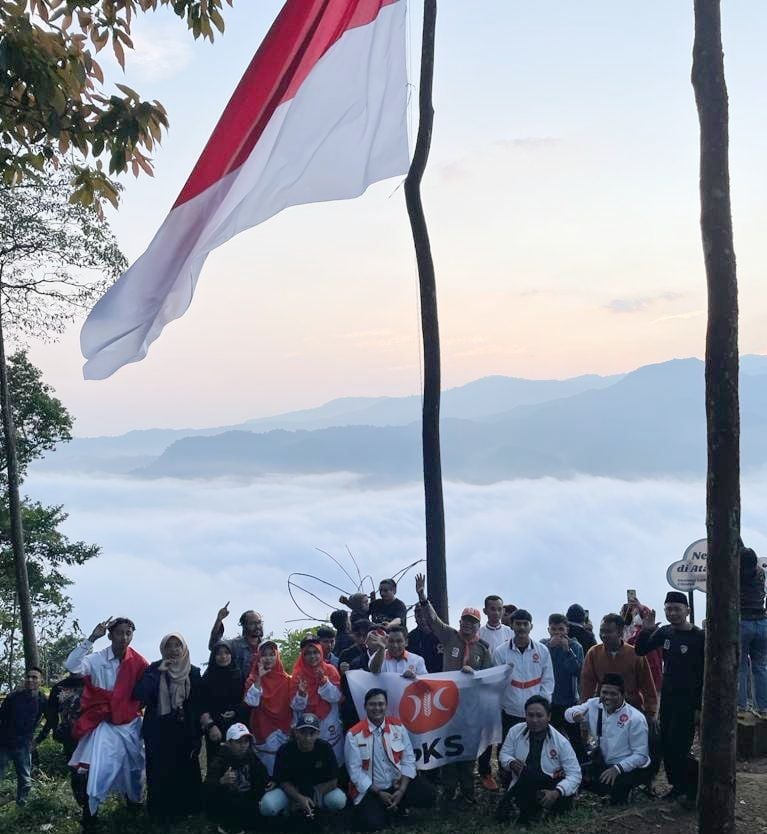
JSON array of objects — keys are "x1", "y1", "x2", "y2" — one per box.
[{"x1": 81, "y1": 0, "x2": 409, "y2": 379}]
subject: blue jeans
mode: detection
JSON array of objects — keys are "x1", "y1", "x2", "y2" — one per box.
[
  {"x1": 0, "y1": 742, "x2": 32, "y2": 804},
  {"x1": 739, "y1": 618, "x2": 767, "y2": 710}
]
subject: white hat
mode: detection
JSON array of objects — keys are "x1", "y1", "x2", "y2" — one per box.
[{"x1": 226, "y1": 723, "x2": 252, "y2": 742}]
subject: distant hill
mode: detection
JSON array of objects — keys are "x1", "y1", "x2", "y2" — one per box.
[
  {"x1": 134, "y1": 356, "x2": 767, "y2": 483},
  {"x1": 35, "y1": 355, "x2": 767, "y2": 483},
  {"x1": 37, "y1": 371, "x2": 620, "y2": 474}
]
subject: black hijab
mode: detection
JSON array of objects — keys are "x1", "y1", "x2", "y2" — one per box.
[{"x1": 201, "y1": 640, "x2": 246, "y2": 717}]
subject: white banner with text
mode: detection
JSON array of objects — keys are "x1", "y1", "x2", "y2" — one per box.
[{"x1": 346, "y1": 666, "x2": 511, "y2": 769}]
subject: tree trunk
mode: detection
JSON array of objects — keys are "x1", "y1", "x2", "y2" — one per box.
[
  {"x1": 6, "y1": 591, "x2": 17, "y2": 690},
  {"x1": 405, "y1": 0, "x2": 448, "y2": 621},
  {"x1": 692, "y1": 3, "x2": 740, "y2": 833},
  {"x1": 0, "y1": 305, "x2": 38, "y2": 669}
]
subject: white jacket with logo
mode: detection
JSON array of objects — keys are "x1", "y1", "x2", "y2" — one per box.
[
  {"x1": 492, "y1": 638, "x2": 554, "y2": 717},
  {"x1": 344, "y1": 717, "x2": 417, "y2": 804},
  {"x1": 564, "y1": 697, "x2": 650, "y2": 773},
  {"x1": 499, "y1": 723, "x2": 582, "y2": 797}
]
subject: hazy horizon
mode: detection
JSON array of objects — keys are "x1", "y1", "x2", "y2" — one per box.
[{"x1": 28, "y1": 468, "x2": 767, "y2": 667}]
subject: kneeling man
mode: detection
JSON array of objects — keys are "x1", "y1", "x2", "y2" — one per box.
[
  {"x1": 565, "y1": 673, "x2": 651, "y2": 804},
  {"x1": 345, "y1": 688, "x2": 436, "y2": 831},
  {"x1": 260, "y1": 713, "x2": 346, "y2": 819}
]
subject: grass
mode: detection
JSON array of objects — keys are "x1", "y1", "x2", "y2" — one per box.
[{"x1": 1, "y1": 739, "x2": 675, "y2": 834}]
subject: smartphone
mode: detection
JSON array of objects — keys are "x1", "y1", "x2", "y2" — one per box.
[{"x1": 627, "y1": 589, "x2": 638, "y2": 603}]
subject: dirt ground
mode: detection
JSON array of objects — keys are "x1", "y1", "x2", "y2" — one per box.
[{"x1": 590, "y1": 761, "x2": 767, "y2": 834}]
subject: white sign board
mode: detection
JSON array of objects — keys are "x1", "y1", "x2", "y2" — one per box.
[
  {"x1": 667, "y1": 538, "x2": 707, "y2": 592},
  {"x1": 668, "y1": 539, "x2": 767, "y2": 594}
]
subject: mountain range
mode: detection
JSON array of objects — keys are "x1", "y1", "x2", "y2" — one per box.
[{"x1": 36, "y1": 355, "x2": 767, "y2": 483}]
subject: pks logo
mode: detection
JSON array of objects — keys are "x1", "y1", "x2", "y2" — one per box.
[
  {"x1": 399, "y1": 679, "x2": 460, "y2": 734},
  {"x1": 532, "y1": 653, "x2": 540, "y2": 663},
  {"x1": 618, "y1": 713, "x2": 629, "y2": 727},
  {"x1": 549, "y1": 749, "x2": 558, "y2": 760}
]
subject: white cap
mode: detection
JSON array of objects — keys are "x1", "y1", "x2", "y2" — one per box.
[{"x1": 226, "y1": 722, "x2": 252, "y2": 741}]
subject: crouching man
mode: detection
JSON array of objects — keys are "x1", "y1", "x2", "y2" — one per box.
[
  {"x1": 205, "y1": 723, "x2": 269, "y2": 833},
  {"x1": 565, "y1": 673, "x2": 651, "y2": 804},
  {"x1": 497, "y1": 695, "x2": 581, "y2": 825},
  {"x1": 345, "y1": 688, "x2": 436, "y2": 831},
  {"x1": 260, "y1": 713, "x2": 346, "y2": 819}
]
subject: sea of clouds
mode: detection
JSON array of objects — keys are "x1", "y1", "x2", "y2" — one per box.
[{"x1": 26, "y1": 471, "x2": 767, "y2": 667}]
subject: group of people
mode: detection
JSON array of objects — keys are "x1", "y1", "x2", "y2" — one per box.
[{"x1": 0, "y1": 550, "x2": 763, "y2": 832}]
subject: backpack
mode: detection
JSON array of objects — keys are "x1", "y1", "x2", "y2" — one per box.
[{"x1": 53, "y1": 683, "x2": 83, "y2": 745}]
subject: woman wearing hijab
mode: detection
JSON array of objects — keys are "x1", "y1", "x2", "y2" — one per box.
[
  {"x1": 243, "y1": 640, "x2": 292, "y2": 775},
  {"x1": 132, "y1": 633, "x2": 202, "y2": 824},
  {"x1": 289, "y1": 637, "x2": 344, "y2": 764},
  {"x1": 199, "y1": 640, "x2": 247, "y2": 762}
]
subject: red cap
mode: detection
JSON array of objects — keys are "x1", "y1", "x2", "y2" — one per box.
[{"x1": 460, "y1": 607, "x2": 482, "y2": 622}]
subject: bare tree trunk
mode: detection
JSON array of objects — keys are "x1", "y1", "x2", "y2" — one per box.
[
  {"x1": 405, "y1": 0, "x2": 448, "y2": 621},
  {"x1": 0, "y1": 304, "x2": 38, "y2": 668},
  {"x1": 6, "y1": 591, "x2": 17, "y2": 690},
  {"x1": 692, "y1": 3, "x2": 740, "y2": 833}
]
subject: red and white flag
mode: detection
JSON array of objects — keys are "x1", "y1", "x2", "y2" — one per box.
[{"x1": 81, "y1": 0, "x2": 409, "y2": 379}]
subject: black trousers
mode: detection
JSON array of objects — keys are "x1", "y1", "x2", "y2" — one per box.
[
  {"x1": 353, "y1": 775, "x2": 437, "y2": 832},
  {"x1": 550, "y1": 704, "x2": 586, "y2": 762},
  {"x1": 499, "y1": 713, "x2": 526, "y2": 786},
  {"x1": 509, "y1": 770, "x2": 573, "y2": 823},
  {"x1": 582, "y1": 765, "x2": 652, "y2": 805},
  {"x1": 659, "y1": 692, "x2": 699, "y2": 798},
  {"x1": 442, "y1": 760, "x2": 474, "y2": 796},
  {"x1": 206, "y1": 792, "x2": 263, "y2": 831},
  {"x1": 477, "y1": 744, "x2": 494, "y2": 777}
]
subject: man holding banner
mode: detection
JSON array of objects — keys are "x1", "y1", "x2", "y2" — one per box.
[
  {"x1": 411, "y1": 573, "x2": 493, "y2": 803},
  {"x1": 345, "y1": 663, "x2": 511, "y2": 786},
  {"x1": 344, "y1": 688, "x2": 437, "y2": 831}
]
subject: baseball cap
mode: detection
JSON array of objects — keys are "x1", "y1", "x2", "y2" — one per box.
[
  {"x1": 460, "y1": 607, "x2": 482, "y2": 622},
  {"x1": 226, "y1": 723, "x2": 252, "y2": 741},
  {"x1": 295, "y1": 713, "x2": 321, "y2": 731}
]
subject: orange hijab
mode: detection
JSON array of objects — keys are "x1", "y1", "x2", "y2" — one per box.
[
  {"x1": 245, "y1": 643, "x2": 292, "y2": 743},
  {"x1": 288, "y1": 641, "x2": 341, "y2": 720}
]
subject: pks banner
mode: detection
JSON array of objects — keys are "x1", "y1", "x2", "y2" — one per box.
[{"x1": 346, "y1": 666, "x2": 511, "y2": 770}]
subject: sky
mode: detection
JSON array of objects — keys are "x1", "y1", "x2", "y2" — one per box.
[
  {"x1": 22, "y1": 0, "x2": 767, "y2": 436},
  {"x1": 28, "y1": 468, "x2": 767, "y2": 664}
]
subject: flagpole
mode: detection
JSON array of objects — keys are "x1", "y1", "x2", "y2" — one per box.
[
  {"x1": 692, "y1": 2, "x2": 740, "y2": 832},
  {"x1": 405, "y1": 0, "x2": 448, "y2": 621}
]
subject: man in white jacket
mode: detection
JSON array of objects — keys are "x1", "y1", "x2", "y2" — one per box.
[
  {"x1": 497, "y1": 695, "x2": 581, "y2": 825},
  {"x1": 344, "y1": 688, "x2": 436, "y2": 831},
  {"x1": 492, "y1": 609, "x2": 555, "y2": 737},
  {"x1": 565, "y1": 672, "x2": 651, "y2": 804}
]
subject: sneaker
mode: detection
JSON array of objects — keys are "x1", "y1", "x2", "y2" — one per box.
[
  {"x1": 758, "y1": 710, "x2": 767, "y2": 720},
  {"x1": 481, "y1": 774, "x2": 499, "y2": 792}
]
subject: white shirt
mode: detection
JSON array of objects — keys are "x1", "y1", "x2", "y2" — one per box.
[
  {"x1": 479, "y1": 623, "x2": 513, "y2": 654},
  {"x1": 377, "y1": 651, "x2": 427, "y2": 676},
  {"x1": 492, "y1": 638, "x2": 554, "y2": 717},
  {"x1": 369, "y1": 722, "x2": 401, "y2": 788},
  {"x1": 565, "y1": 697, "x2": 650, "y2": 773},
  {"x1": 66, "y1": 640, "x2": 121, "y2": 689},
  {"x1": 344, "y1": 718, "x2": 417, "y2": 804}
]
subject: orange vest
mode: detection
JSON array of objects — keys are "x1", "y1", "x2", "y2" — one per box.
[{"x1": 346, "y1": 717, "x2": 407, "y2": 800}]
